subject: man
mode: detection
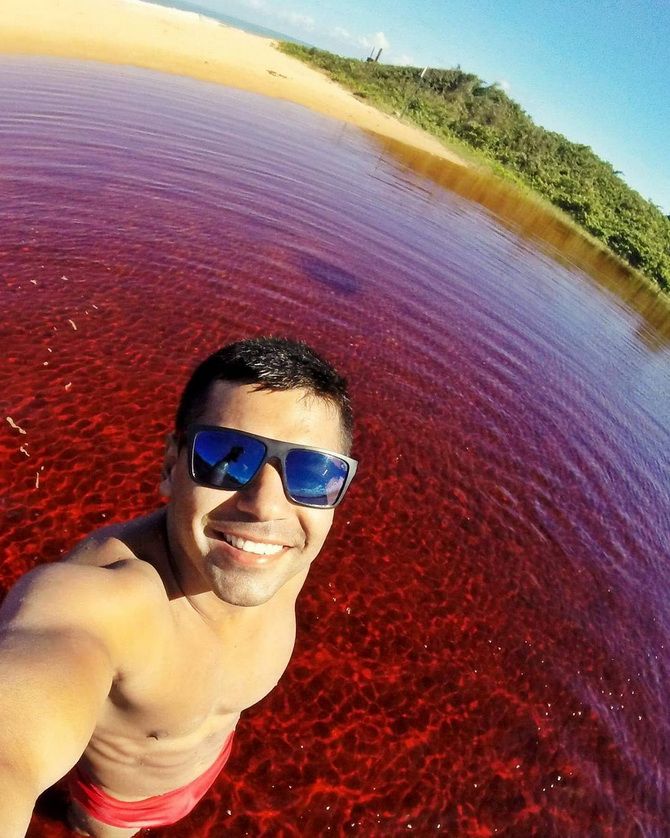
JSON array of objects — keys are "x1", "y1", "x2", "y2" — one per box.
[{"x1": 0, "y1": 337, "x2": 357, "y2": 837}]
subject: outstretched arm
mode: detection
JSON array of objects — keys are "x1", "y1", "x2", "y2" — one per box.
[{"x1": 0, "y1": 567, "x2": 115, "y2": 837}]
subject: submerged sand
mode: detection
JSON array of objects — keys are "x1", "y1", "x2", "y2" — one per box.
[{"x1": 0, "y1": 0, "x2": 466, "y2": 166}]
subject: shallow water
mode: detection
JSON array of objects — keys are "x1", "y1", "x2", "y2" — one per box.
[{"x1": 1, "y1": 57, "x2": 669, "y2": 837}]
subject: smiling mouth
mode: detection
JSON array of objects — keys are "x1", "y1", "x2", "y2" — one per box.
[{"x1": 218, "y1": 532, "x2": 286, "y2": 556}]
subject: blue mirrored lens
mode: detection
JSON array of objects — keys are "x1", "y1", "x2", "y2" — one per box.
[
  {"x1": 193, "y1": 430, "x2": 266, "y2": 489},
  {"x1": 285, "y1": 449, "x2": 348, "y2": 506}
]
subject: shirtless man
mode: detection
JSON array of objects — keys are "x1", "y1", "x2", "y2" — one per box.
[{"x1": 0, "y1": 337, "x2": 357, "y2": 837}]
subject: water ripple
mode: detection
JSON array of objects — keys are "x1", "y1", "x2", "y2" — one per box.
[{"x1": 1, "y1": 56, "x2": 669, "y2": 836}]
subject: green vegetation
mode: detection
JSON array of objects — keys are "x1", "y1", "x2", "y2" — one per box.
[{"x1": 279, "y1": 42, "x2": 670, "y2": 292}]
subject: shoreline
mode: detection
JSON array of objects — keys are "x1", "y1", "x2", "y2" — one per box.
[{"x1": 0, "y1": 0, "x2": 467, "y2": 167}]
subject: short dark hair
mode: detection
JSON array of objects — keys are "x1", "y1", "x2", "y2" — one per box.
[{"x1": 175, "y1": 337, "x2": 354, "y2": 451}]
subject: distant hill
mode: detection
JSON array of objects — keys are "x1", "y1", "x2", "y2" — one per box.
[{"x1": 279, "y1": 43, "x2": 670, "y2": 294}]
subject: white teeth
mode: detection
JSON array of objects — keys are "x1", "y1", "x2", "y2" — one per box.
[{"x1": 221, "y1": 533, "x2": 284, "y2": 556}]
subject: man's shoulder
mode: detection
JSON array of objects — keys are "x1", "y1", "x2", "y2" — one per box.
[
  {"x1": 61, "y1": 510, "x2": 170, "y2": 595},
  {"x1": 28, "y1": 553, "x2": 165, "y2": 604},
  {"x1": 1, "y1": 558, "x2": 170, "y2": 678},
  {"x1": 65, "y1": 511, "x2": 163, "y2": 567},
  {"x1": 1, "y1": 524, "x2": 170, "y2": 643}
]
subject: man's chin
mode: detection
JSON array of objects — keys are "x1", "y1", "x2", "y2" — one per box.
[
  {"x1": 206, "y1": 563, "x2": 283, "y2": 608},
  {"x1": 213, "y1": 584, "x2": 276, "y2": 608}
]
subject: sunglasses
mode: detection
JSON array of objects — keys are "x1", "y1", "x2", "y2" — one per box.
[{"x1": 182, "y1": 425, "x2": 358, "y2": 509}]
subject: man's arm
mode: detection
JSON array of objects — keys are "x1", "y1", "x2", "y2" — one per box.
[
  {"x1": 0, "y1": 764, "x2": 39, "y2": 836},
  {"x1": 0, "y1": 566, "x2": 116, "y2": 836}
]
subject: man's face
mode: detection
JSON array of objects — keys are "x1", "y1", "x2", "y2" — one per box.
[{"x1": 162, "y1": 381, "x2": 344, "y2": 607}]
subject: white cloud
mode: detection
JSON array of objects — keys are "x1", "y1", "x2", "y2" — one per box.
[
  {"x1": 332, "y1": 25, "x2": 354, "y2": 41},
  {"x1": 359, "y1": 31, "x2": 390, "y2": 52},
  {"x1": 330, "y1": 26, "x2": 390, "y2": 55},
  {"x1": 242, "y1": 3, "x2": 314, "y2": 31},
  {"x1": 278, "y1": 10, "x2": 315, "y2": 30},
  {"x1": 496, "y1": 79, "x2": 511, "y2": 92}
]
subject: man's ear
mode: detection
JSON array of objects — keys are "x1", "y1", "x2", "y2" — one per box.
[{"x1": 159, "y1": 433, "x2": 179, "y2": 499}]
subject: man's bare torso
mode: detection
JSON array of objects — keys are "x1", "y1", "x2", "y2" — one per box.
[{"x1": 64, "y1": 509, "x2": 298, "y2": 800}]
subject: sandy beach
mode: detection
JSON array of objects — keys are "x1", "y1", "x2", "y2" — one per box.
[{"x1": 0, "y1": 0, "x2": 465, "y2": 166}]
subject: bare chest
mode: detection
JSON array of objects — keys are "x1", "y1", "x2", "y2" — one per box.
[
  {"x1": 83, "y1": 611, "x2": 296, "y2": 797},
  {"x1": 109, "y1": 612, "x2": 296, "y2": 736}
]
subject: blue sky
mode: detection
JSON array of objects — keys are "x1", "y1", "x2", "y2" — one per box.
[{"x1": 192, "y1": 0, "x2": 669, "y2": 213}]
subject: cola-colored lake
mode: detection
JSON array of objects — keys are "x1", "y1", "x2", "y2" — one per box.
[{"x1": 1, "y1": 57, "x2": 669, "y2": 837}]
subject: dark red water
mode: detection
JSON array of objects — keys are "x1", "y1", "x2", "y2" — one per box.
[{"x1": 1, "y1": 57, "x2": 669, "y2": 837}]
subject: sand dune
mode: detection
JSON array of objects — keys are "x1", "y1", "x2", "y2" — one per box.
[{"x1": 0, "y1": 0, "x2": 466, "y2": 166}]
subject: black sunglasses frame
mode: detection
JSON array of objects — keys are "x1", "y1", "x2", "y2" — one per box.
[{"x1": 182, "y1": 424, "x2": 358, "y2": 509}]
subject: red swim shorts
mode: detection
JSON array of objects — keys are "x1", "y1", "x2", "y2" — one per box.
[{"x1": 67, "y1": 732, "x2": 234, "y2": 829}]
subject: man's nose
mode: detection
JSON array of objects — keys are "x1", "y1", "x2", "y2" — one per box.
[{"x1": 234, "y1": 460, "x2": 291, "y2": 519}]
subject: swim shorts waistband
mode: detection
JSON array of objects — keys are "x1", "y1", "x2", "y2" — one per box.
[{"x1": 67, "y1": 731, "x2": 234, "y2": 829}]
